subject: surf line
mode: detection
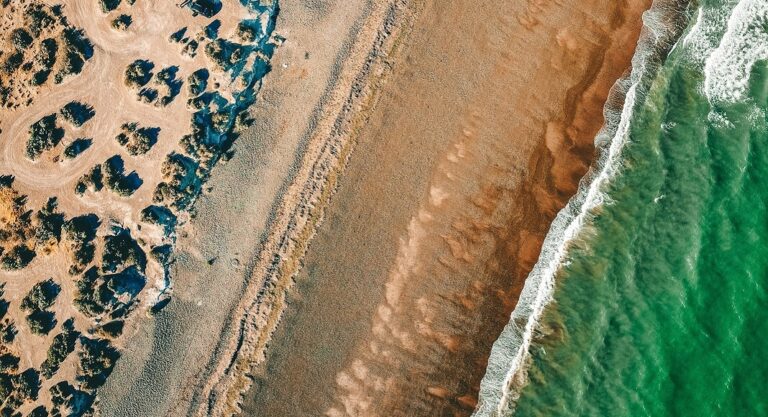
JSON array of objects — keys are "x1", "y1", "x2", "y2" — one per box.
[{"x1": 472, "y1": 2, "x2": 694, "y2": 416}]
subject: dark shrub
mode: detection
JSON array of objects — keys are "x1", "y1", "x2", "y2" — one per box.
[
  {"x1": 0, "y1": 373, "x2": 11, "y2": 403},
  {"x1": 74, "y1": 165, "x2": 103, "y2": 195},
  {"x1": 49, "y1": 380, "x2": 94, "y2": 415},
  {"x1": 77, "y1": 337, "x2": 119, "y2": 389},
  {"x1": 98, "y1": 320, "x2": 123, "y2": 338},
  {"x1": 236, "y1": 21, "x2": 258, "y2": 42},
  {"x1": 0, "y1": 321, "x2": 16, "y2": 344},
  {"x1": 136, "y1": 87, "x2": 158, "y2": 103},
  {"x1": 26, "y1": 311, "x2": 56, "y2": 335},
  {"x1": 27, "y1": 406, "x2": 48, "y2": 417},
  {"x1": 60, "y1": 101, "x2": 95, "y2": 127},
  {"x1": 102, "y1": 155, "x2": 142, "y2": 196},
  {"x1": 25, "y1": 4, "x2": 54, "y2": 36},
  {"x1": 15, "y1": 369, "x2": 40, "y2": 401},
  {"x1": 62, "y1": 215, "x2": 99, "y2": 245},
  {"x1": 31, "y1": 70, "x2": 51, "y2": 86},
  {"x1": 2, "y1": 52, "x2": 23, "y2": 74},
  {"x1": 10, "y1": 28, "x2": 33, "y2": 50},
  {"x1": 54, "y1": 52, "x2": 84, "y2": 84},
  {"x1": 63, "y1": 214, "x2": 100, "y2": 272},
  {"x1": 102, "y1": 228, "x2": 146, "y2": 273},
  {"x1": 204, "y1": 38, "x2": 242, "y2": 70},
  {"x1": 115, "y1": 123, "x2": 158, "y2": 155},
  {"x1": 0, "y1": 245, "x2": 35, "y2": 270},
  {"x1": 40, "y1": 319, "x2": 78, "y2": 379},
  {"x1": 0, "y1": 354, "x2": 19, "y2": 373},
  {"x1": 99, "y1": 0, "x2": 121, "y2": 13},
  {"x1": 140, "y1": 205, "x2": 177, "y2": 235},
  {"x1": 52, "y1": 27, "x2": 93, "y2": 84},
  {"x1": 74, "y1": 268, "x2": 105, "y2": 318},
  {"x1": 36, "y1": 38, "x2": 58, "y2": 69},
  {"x1": 26, "y1": 114, "x2": 63, "y2": 160},
  {"x1": 169, "y1": 27, "x2": 187, "y2": 43},
  {"x1": 111, "y1": 14, "x2": 132, "y2": 31},
  {"x1": 35, "y1": 197, "x2": 64, "y2": 245},
  {"x1": 149, "y1": 244, "x2": 173, "y2": 264},
  {"x1": 124, "y1": 59, "x2": 154, "y2": 87},
  {"x1": 20, "y1": 279, "x2": 60, "y2": 312},
  {"x1": 63, "y1": 138, "x2": 92, "y2": 159},
  {"x1": 187, "y1": 68, "x2": 208, "y2": 96},
  {"x1": 61, "y1": 28, "x2": 93, "y2": 59}
]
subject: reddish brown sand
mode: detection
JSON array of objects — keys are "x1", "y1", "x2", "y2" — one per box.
[{"x1": 241, "y1": 0, "x2": 651, "y2": 416}]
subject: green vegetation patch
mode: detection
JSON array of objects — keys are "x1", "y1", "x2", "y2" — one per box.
[
  {"x1": 59, "y1": 101, "x2": 95, "y2": 127},
  {"x1": 111, "y1": 14, "x2": 132, "y2": 31},
  {"x1": 76, "y1": 337, "x2": 119, "y2": 389},
  {"x1": 40, "y1": 319, "x2": 79, "y2": 379},
  {"x1": 26, "y1": 114, "x2": 64, "y2": 160},
  {"x1": 99, "y1": 0, "x2": 121, "y2": 13},
  {"x1": 124, "y1": 59, "x2": 154, "y2": 88},
  {"x1": 62, "y1": 214, "x2": 99, "y2": 274},
  {"x1": 20, "y1": 279, "x2": 60, "y2": 312},
  {"x1": 63, "y1": 138, "x2": 92, "y2": 159},
  {"x1": 115, "y1": 122, "x2": 159, "y2": 155},
  {"x1": 0, "y1": 245, "x2": 35, "y2": 271}
]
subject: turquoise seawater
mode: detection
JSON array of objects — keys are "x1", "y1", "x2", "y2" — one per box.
[{"x1": 477, "y1": 1, "x2": 768, "y2": 416}]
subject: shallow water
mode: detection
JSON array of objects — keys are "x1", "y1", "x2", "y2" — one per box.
[{"x1": 484, "y1": 1, "x2": 768, "y2": 416}]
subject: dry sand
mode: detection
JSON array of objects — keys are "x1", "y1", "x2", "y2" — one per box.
[
  {"x1": 237, "y1": 0, "x2": 652, "y2": 416},
  {"x1": 96, "y1": 0, "x2": 384, "y2": 415}
]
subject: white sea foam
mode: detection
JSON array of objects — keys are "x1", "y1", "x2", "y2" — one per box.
[
  {"x1": 472, "y1": 2, "x2": 694, "y2": 416},
  {"x1": 704, "y1": 0, "x2": 768, "y2": 103},
  {"x1": 683, "y1": 2, "x2": 737, "y2": 65},
  {"x1": 472, "y1": 74, "x2": 642, "y2": 417}
]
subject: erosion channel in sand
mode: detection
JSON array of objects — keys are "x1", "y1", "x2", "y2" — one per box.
[{"x1": 237, "y1": 0, "x2": 652, "y2": 416}]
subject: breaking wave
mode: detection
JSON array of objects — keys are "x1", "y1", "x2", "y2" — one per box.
[
  {"x1": 703, "y1": 0, "x2": 768, "y2": 103},
  {"x1": 472, "y1": 1, "x2": 694, "y2": 416}
]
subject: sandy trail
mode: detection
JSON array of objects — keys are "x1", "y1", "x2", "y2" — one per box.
[
  {"x1": 0, "y1": 1, "x2": 264, "y2": 414},
  {"x1": 0, "y1": 1, "x2": 247, "y2": 210}
]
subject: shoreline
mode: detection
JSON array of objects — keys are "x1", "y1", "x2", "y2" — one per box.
[
  {"x1": 473, "y1": 1, "x2": 695, "y2": 415},
  {"x1": 97, "y1": 0, "x2": 682, "y2": 415}
]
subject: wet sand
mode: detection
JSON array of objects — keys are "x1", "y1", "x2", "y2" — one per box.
[{"x1": 240, "y1": 0, "x2": 651, "y2": 416}]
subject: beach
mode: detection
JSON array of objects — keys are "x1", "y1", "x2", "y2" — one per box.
[
  {"x1": 481, "y1": 2, "x2": 768, "y2": 416},
  {"x1": 88, "y1": 0, "x2": 655, "y2": 415},
  {"x1": 231, "y1": 0, "x2": 652, "y2": 416}
]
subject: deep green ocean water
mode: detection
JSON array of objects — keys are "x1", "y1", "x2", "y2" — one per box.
[
  {"x1": 514, "y1": 2, "x2": 768, "y2": 416},
  {"x1": 476, "y1": 1, "x2": 768, "y2": 416}
]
